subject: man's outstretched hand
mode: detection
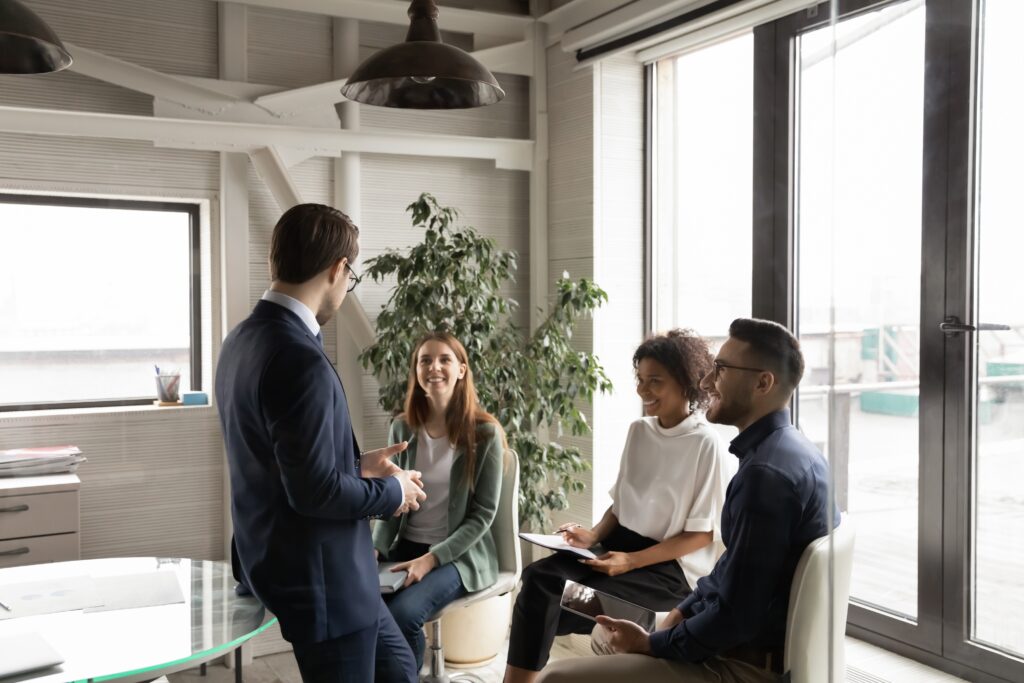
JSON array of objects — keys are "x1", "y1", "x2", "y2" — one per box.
[{"x1": 360, "y1": 441, "x2": 408, "y2": 478}]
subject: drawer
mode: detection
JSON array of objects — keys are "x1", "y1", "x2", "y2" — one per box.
[
  {"x1": 0, "y1": 490, "x2": 78, "y2": 539},
  {"x1": 0, "y1": 533, "x2": 79, "y2": 568}
]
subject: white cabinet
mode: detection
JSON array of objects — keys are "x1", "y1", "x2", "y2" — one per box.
[{"x1": 0, "y1": 474, "x2": 80, "y2": 568}]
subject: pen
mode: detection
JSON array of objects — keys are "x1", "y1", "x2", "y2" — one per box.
[
  {"x1": 154, "y1": 364, "x2": 160, "y2": 375},
  {"x1": 0, "y1": 599, "x2": 11, "y2": 612}
]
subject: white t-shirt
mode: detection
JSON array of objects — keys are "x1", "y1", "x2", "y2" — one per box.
[
  {"x1": 404, "y1": 430, "x2": 454, "y2": 545},
  {"x1": 609, "y1": 413, "x2": 731, "y2": 589}
]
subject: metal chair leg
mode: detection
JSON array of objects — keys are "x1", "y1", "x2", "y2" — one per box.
[
  {"x1": 419, "y1": 620, "x2": 488, "y2": 683},
  {"x1": 420, "y1": 620, "x2": 449, "y2": 683}
]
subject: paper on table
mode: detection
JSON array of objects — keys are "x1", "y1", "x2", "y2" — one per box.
[
  {"x1": 0, "y1": 575, "x2": 103, "y2": 620},
  {"x1": 518, "y1": 532, "x2": 598, "y2": 560},
  {"x1": 85, "y1": 571, "x2": 185, "y2": 612}
]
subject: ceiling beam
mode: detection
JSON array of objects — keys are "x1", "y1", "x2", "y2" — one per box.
[
  {"x1": 253, "y1": 78, "x2": 350, "y2": 118},
  {"x1": 471, "y1": 40, "x2": 533, "y2": 77},
  {"x1": 209, "y1": 0, "x2": 533, "y2": 41},
  {"x1": 0, "y1": 105, "x2": 535, "y2": 171},
  {"x1": 67, "y1": 43, "x2": 239, "y2": 114}
]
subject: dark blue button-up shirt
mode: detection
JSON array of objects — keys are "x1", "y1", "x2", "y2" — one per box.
[{"x1": 648, "y1": 409, "x2": 840, "y2": 662}]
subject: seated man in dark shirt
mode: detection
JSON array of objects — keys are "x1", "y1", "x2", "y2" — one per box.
[{"x1": 539, "y1": 318, "x2": 840, "y2": 683}]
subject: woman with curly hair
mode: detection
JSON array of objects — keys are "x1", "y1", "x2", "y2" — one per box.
[{"x1": 503, "y1": 329, "x2": 730, "y2": 683}]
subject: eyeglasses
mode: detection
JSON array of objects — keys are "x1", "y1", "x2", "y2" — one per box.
[
  {"x1": 346, "y1": 264, "x2": 362, "y2": 293},
  {"x1": 709, "y1": 359, "x2": 768, "y2": 381}
]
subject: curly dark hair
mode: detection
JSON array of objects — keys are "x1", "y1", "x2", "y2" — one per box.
[{"x1": 632, "y1": 329, "x2": 714, "y2": 411}]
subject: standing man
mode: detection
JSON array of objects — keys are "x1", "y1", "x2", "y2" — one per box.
[
  {"x1": 216, "y1": 203, "x2": 426, "y2": 683},
  {"x1": 539, "y1": 318, "x2": 840, "y2": 683}
]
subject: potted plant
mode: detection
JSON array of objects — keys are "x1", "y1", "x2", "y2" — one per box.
[
  {"x1": 360, "y1": 193, "x2": 613, "y2": 666},
  {"x1": 361, "y1": 192, "x2": 613, "y2": 532}
]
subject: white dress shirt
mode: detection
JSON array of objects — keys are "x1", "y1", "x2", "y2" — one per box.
[{"x1": 261, "y1": 289, "x2": 320, "y2": 338}]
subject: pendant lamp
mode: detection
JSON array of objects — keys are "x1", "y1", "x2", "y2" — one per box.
[
  {"x1": 0, "y1": 0, "x2": 72, "y2": 74},
  {"x1": 340, "y1": 0, "x2": 504, "y2": 109}
]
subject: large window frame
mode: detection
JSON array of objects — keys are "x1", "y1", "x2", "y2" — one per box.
[
  {"x1": 647, "y1": 0, "x2": 1024, "y2": 680},
  {"x1": 0, "y1": 193, "x2": 203, "y2": 412}
]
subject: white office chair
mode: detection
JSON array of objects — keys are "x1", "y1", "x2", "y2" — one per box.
[
  {"x1": 783, "y1": 514, "x2": 856, "y2": 683},
  {"x1": 421, "y1": 450, "x2": 522, "y2": 683}
]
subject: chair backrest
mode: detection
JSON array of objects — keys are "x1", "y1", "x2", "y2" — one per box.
[
  {"x1": 493, "y1": 449, "x2": 522, "y2": 581},
  {"x1": 784, "y1": 514, "x2": 856, "y2": 683}
]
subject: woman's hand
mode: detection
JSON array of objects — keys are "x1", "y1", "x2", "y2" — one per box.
[
  {"x1": 581, "y1": 551, "x2": 636, "y2": 576},
  {"x1": 391, "y1": 553, "x2": 438, "y2": 588},
  {"x1": 558, "y1": 523, "x2": 598, "y2": 549}
]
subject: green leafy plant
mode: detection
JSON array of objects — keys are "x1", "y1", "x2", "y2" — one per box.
[{"x1": 360, "y1": 193, "x2": 613, "y2": 530}]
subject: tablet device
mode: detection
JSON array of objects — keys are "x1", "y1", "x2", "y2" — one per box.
[
  {"x1": 0, "y1": 632, "x2": 64, "y2": 678},
  {"x1": 378, "y1": 562, "x2": 408, "y2": 594},
  {"x1": 558, "y1": 579, "x2": 657, "y2": 633},
  {"x1": 518, "y1": 532, "x2": 599, "y2": 560}
]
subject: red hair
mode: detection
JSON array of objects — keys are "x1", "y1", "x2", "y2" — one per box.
[{"x1": 402, "y1": 331, "x2": 507, "y2": 487}]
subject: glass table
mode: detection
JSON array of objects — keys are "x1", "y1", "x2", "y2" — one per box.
[{"x1": 0, "y1": 557, "x2": 275, "y2": 682}]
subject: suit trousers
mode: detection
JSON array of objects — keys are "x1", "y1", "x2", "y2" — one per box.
[
  {"x1": 536, "y1": 653, "x2": 781, "y2": 683},
  {"x1": 291, "y1": 597, "x2": 417, "y2": 683}
]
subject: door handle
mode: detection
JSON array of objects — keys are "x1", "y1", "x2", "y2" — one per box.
[
  {"x1": 939, "y1": 316, "x2": 1011, "y2": 335},
  {"x1": 0, "y1": 505, "x2": 29, "y2": 513},
  {"x1": 0, "y1": 547, "x2": 29, "y2": 557}
]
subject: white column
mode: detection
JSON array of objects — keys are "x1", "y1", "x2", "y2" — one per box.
[{"x1": 333, "y1": 18, "x2": 368, "y2": 444}]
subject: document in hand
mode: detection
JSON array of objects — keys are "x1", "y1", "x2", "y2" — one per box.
[
  {"x1": 518, "y1": 532, "x2": 598, "y2": 560},
  {"x1": 378, "y1": 562, "x2": 408, "y2": 594}
]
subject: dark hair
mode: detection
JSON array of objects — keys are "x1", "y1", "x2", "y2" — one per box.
[
  {"x1": 632, "y1": 329, "x2": 714, "y2": 411},
  {"x1": 402, "y1": 331, "x2": 508, "y2": 489},
  {"x1": 728, "y1": 318, "x2": 805, "y2": 390},
  {"x1": 269, "y1": 203, "x2": 359, "y2": 284}
]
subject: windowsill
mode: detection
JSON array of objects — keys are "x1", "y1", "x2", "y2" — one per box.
[{"x1": 0, "y1": 402, "x2": 216, "y2": 423}]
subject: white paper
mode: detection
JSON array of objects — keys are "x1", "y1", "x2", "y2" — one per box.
[
  {"x1": 0, "y1": 576, "x2": 103, "y2": 620},
  {"x1": 85, "y1": 571, "x2": 185, "y2": 612},
  {"x1": 518, "y1": 533, "x2": 598, "y2": 560}
]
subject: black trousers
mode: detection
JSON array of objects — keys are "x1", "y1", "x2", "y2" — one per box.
[{"x1": 506, "y1": 525, "x2": 690, "y2": 671}]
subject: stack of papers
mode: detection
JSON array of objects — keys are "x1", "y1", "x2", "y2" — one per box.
[{"x1": 0, "y1": 445, "x2": 86, "y2": 477}]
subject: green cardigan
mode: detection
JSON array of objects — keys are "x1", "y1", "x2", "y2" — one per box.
[{"x1": 372, "y1": 417, "x2": 504, "y2": 593}]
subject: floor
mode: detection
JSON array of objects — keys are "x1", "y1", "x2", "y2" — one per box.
[{"x1": 166, "y1": 635, "x2": 969, "y2": 683}]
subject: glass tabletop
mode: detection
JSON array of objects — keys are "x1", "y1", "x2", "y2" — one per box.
[{"x1": 0, "y1": 557, "x2": 275, "y2": 682}]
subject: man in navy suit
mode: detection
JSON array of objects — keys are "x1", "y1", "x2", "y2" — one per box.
[{"x1": 216, "y1": 203, "x2": 426, "y2": 682}]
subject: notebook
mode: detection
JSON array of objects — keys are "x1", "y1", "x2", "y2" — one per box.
[
  {"x1": 378, "y1": 562, "x2": 408, "y2": 594},
  {"x1": 0, "y1": 633, "x2": 64, "y2": 678}
]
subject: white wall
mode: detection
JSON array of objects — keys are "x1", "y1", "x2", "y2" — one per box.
[{"x1": 545, "y1": 47, "x2": 645, "y2": 531}]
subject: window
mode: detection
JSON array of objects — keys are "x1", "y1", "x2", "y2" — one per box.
[
  {"x1": 0, "y1": 194, "x2": 201, "y2": 410},
  {"x1": 650, "y1": 32, "x2": 754, "y2": 346}
]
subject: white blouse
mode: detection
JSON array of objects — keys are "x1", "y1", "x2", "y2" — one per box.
[{"x1": 609, "y1": 413, "x2": 730, "y2": 589}]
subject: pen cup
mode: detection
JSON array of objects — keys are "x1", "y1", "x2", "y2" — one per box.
[{"x1": 156, "y1": 373, "x2": 181, "y2": 403}]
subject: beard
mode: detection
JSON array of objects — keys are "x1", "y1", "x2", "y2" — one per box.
[{"x1": 706, "y1": 392, "x2": 752, "y2": 427}]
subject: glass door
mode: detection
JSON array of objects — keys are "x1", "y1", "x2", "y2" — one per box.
[
  {"x1": 943, "y1": 0, "x2": 1024, "y2": 677},
  {"x1": 756, "y1": 0, "x2": 1024, "y2": 677},
  {"x1": 788, "y1": 0, "x2": 938, "y2": 650}
]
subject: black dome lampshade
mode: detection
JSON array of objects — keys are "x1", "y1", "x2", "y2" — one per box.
[
  {"x1": 0, "y1": 0, "x2": 72, "y2": 74},
  {"x1": 340, "y1": 0, "x2": 504, "y2": 109}
]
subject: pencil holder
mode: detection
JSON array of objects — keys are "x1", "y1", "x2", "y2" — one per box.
[{"x1": 156, "y1": 373, "x2": 181, "y2": 403}]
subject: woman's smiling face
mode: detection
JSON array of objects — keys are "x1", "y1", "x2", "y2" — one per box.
[{"x1": 635, "y1": 357, "x2": 689, "y2": 427}]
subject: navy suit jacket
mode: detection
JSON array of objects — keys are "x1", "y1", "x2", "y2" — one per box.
[{"x1": 215, "y1": 299, "x2": 402, "y2": 644}]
